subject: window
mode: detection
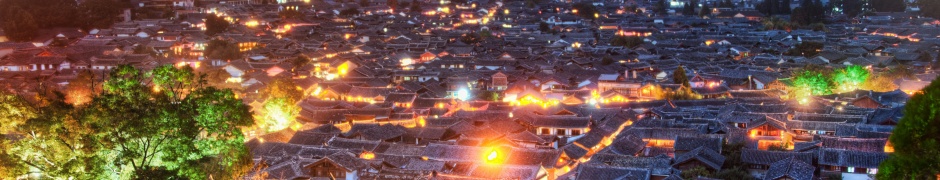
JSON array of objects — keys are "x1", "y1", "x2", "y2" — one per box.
[
  {"x1": 540, "y1": 128, "x2": 550, "y2": 135},
  {"x1": 847, "y1": 167, "x2": 855, "y2": 173},
  {"x1": 556, "y1": 129, "x2": 566, "y2": 136},
  {"x1": 868, "y1": 168, "x2": 878, "y2": 174},
  {"x1": 829, "y1": 166, "x2": 842, "y2": 171},
  {"x1": 571, "y1": 130, "x2": 581, "y2": 136}
]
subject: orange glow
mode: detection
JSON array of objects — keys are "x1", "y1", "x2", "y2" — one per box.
[
  {"x1": 418, "y1": 117, "x2": 426, "y2": 127},
  {"x1": 885, "y1": 141, "x2": 895, "y2": 153},
  {"x1": 750, "y1": 130, "x2": 758, "y2": 138},
  {"x1": 361, "y1": 151, "x2": 375, "y2": 159}
]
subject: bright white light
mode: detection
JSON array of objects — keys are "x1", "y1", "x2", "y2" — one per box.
[{"x1": 457, "y1": 89, "x2": 470, "y2": 101}]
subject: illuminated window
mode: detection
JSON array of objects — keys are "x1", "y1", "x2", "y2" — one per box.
[
  {"x1": 541, "y1": 128, "x2": 550, "y2": 135},
  {"x1": 556, "y1": 129, "x2": 566, "y2": 135},
  {"x1": 571, "y1": 130, "x2": 581, "y2": 136}
]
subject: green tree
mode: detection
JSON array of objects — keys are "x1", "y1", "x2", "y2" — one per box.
[
  {"x1": 831, "y1": 65, "x2": 870, "y2": 93},
  {"x1": 877, "y1": 78, "x2": 940, "y2": 179},
  {"x1": 290, "y1": 55, "x2": 311, "y2": 73},
  {"x1": 460, "y1": 32, "x2": 483, "y2": 44},
  {"x1": 673, "y1": 66, "x2": 690, "y2": 87},
  {"x1": 785, "y1": 41, "x2": 824, "y2": 57},
  {"x1": 683, "y1": 0, "x2": 697, "y2": 15},
  {"x1": 699, "y1": 3, "x2": 711, "y2": 17},
  {"x1": 14, "y1": 91, "x2": 116, "y2": 179},
  {"x1": 387, "y1": 0, "x2": 398, "y2": 10},
  {"x1": 260, "y1": 76, "x2": 303, "y2": 132},
  {"x1": 601, "y1": 56, "x2": 614, "y2": 65},
  {"x1": 921, "y1": 0, "x2": 940, "y2": 19},
  {"x1": 572, "y1": 2, "x2": 598, "y2": 19},
  {"x1": 0, "y1": 91, "x2": 35, "y2": 134},
  {"x1": 790, "y1": 69, "x2": 833, "y2": 100},
  {"x1": 539, "y1": 21, "x2": 551, "y2": 32},
  {"x1": 133, "y1": 45, "x2": 157, "y2": 56},
  {"x1": 611, "y1": 35, "x2": 644, "y2": 48},
  {"x1": 340, "y1": 8, "x2": 360, "y2": 16},
  {"x1": 871, "y1": 0, "x2": 905, "y2": 12},
  {"x1": 205, "y1": 39, "x2": 242, "y2": 60},
  {"x1": 918, "y1": 51, "x2": 933, "y2": 62},
  {"x1": 860, "y1": 74, "x2": 898, "y2": 92},
  {"x1": 410, "y1": 1, "x2": 422, "y2": 13},
  {"x1": 279, "y1": 9, "x2": 304, "y2": 19},
  {"x1": 681, "y1": 165, "x2": 713, "y2": 179},
  {"x1": 205, "y1": 14, "x2": 230, "y2": 36},
  {"x1": 653, "y1": 0, "x2": 668, "y2": 15},
  {"x1": 790, "y1": 0, "x2": 825, "y2": 25},
  {"x1": 762, "y1": 16, "x2": 792, "y2": 30},
  {"x1": 0, "y1": 6, "x2": 39, "y2": 42},
  {"x1": 77, "y1": 0, "x2": 123, "y2": 29}
]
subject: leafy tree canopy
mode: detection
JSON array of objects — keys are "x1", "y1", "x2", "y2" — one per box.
[{"x1": 877, "y1": 78, "x2": 940, "y2": 179}]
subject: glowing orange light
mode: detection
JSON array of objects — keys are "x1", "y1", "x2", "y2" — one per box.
[{"x1": 361, "y1": 151, "x2": 375, "y2": 159}]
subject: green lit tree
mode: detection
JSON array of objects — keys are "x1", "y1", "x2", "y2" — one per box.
[
  {"x1": 0, "y1": 91, "x2": 35, "y2": 134},
  {"x1": 831, "y1": 65, "x2": 870, "y2": 93},
  {"x1": 877, "y1": 78, "x2": 940, "y2": 179},
  {"x1": 260, "y1": 76, "x2": 303, "y2": 132},
  {"x1": 789, "y1": 69, "x2": 833, "y2": 100},
  {"x1": 9, "y1": 65, "x2": 254, "y2": 179}
]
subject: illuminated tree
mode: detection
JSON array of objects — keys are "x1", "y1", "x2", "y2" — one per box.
[
  {"x1": 831, "y1": 65, "x2": 870, "y2": 93},
  {"x1": 789, "y1": 70, "x2": 832, "y2": 100},
  {"x1": 260, "y1": 76, "x2": 303, "y2": 132},
  {"x1": 877, "y1": 78, "x2": 940, "y2": 179},
  {"x1": 0, "y1": 91, "x2": 35, "y2": 133},
  {"x1": 11, "y1": 65, "x2": 254, "y2": 179},
  {"x1": 14, "y1": 93, "x2": 115, "y2": 179},
  {"x1": 860, "y1": 74, "x2": 898, "y2": 92},
  {"x1": 160, "y1": 87, "x2": 254, "y2": 179},
  {"x1": 65, "y1": 70, "x2": 98, "y2": 106}
]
